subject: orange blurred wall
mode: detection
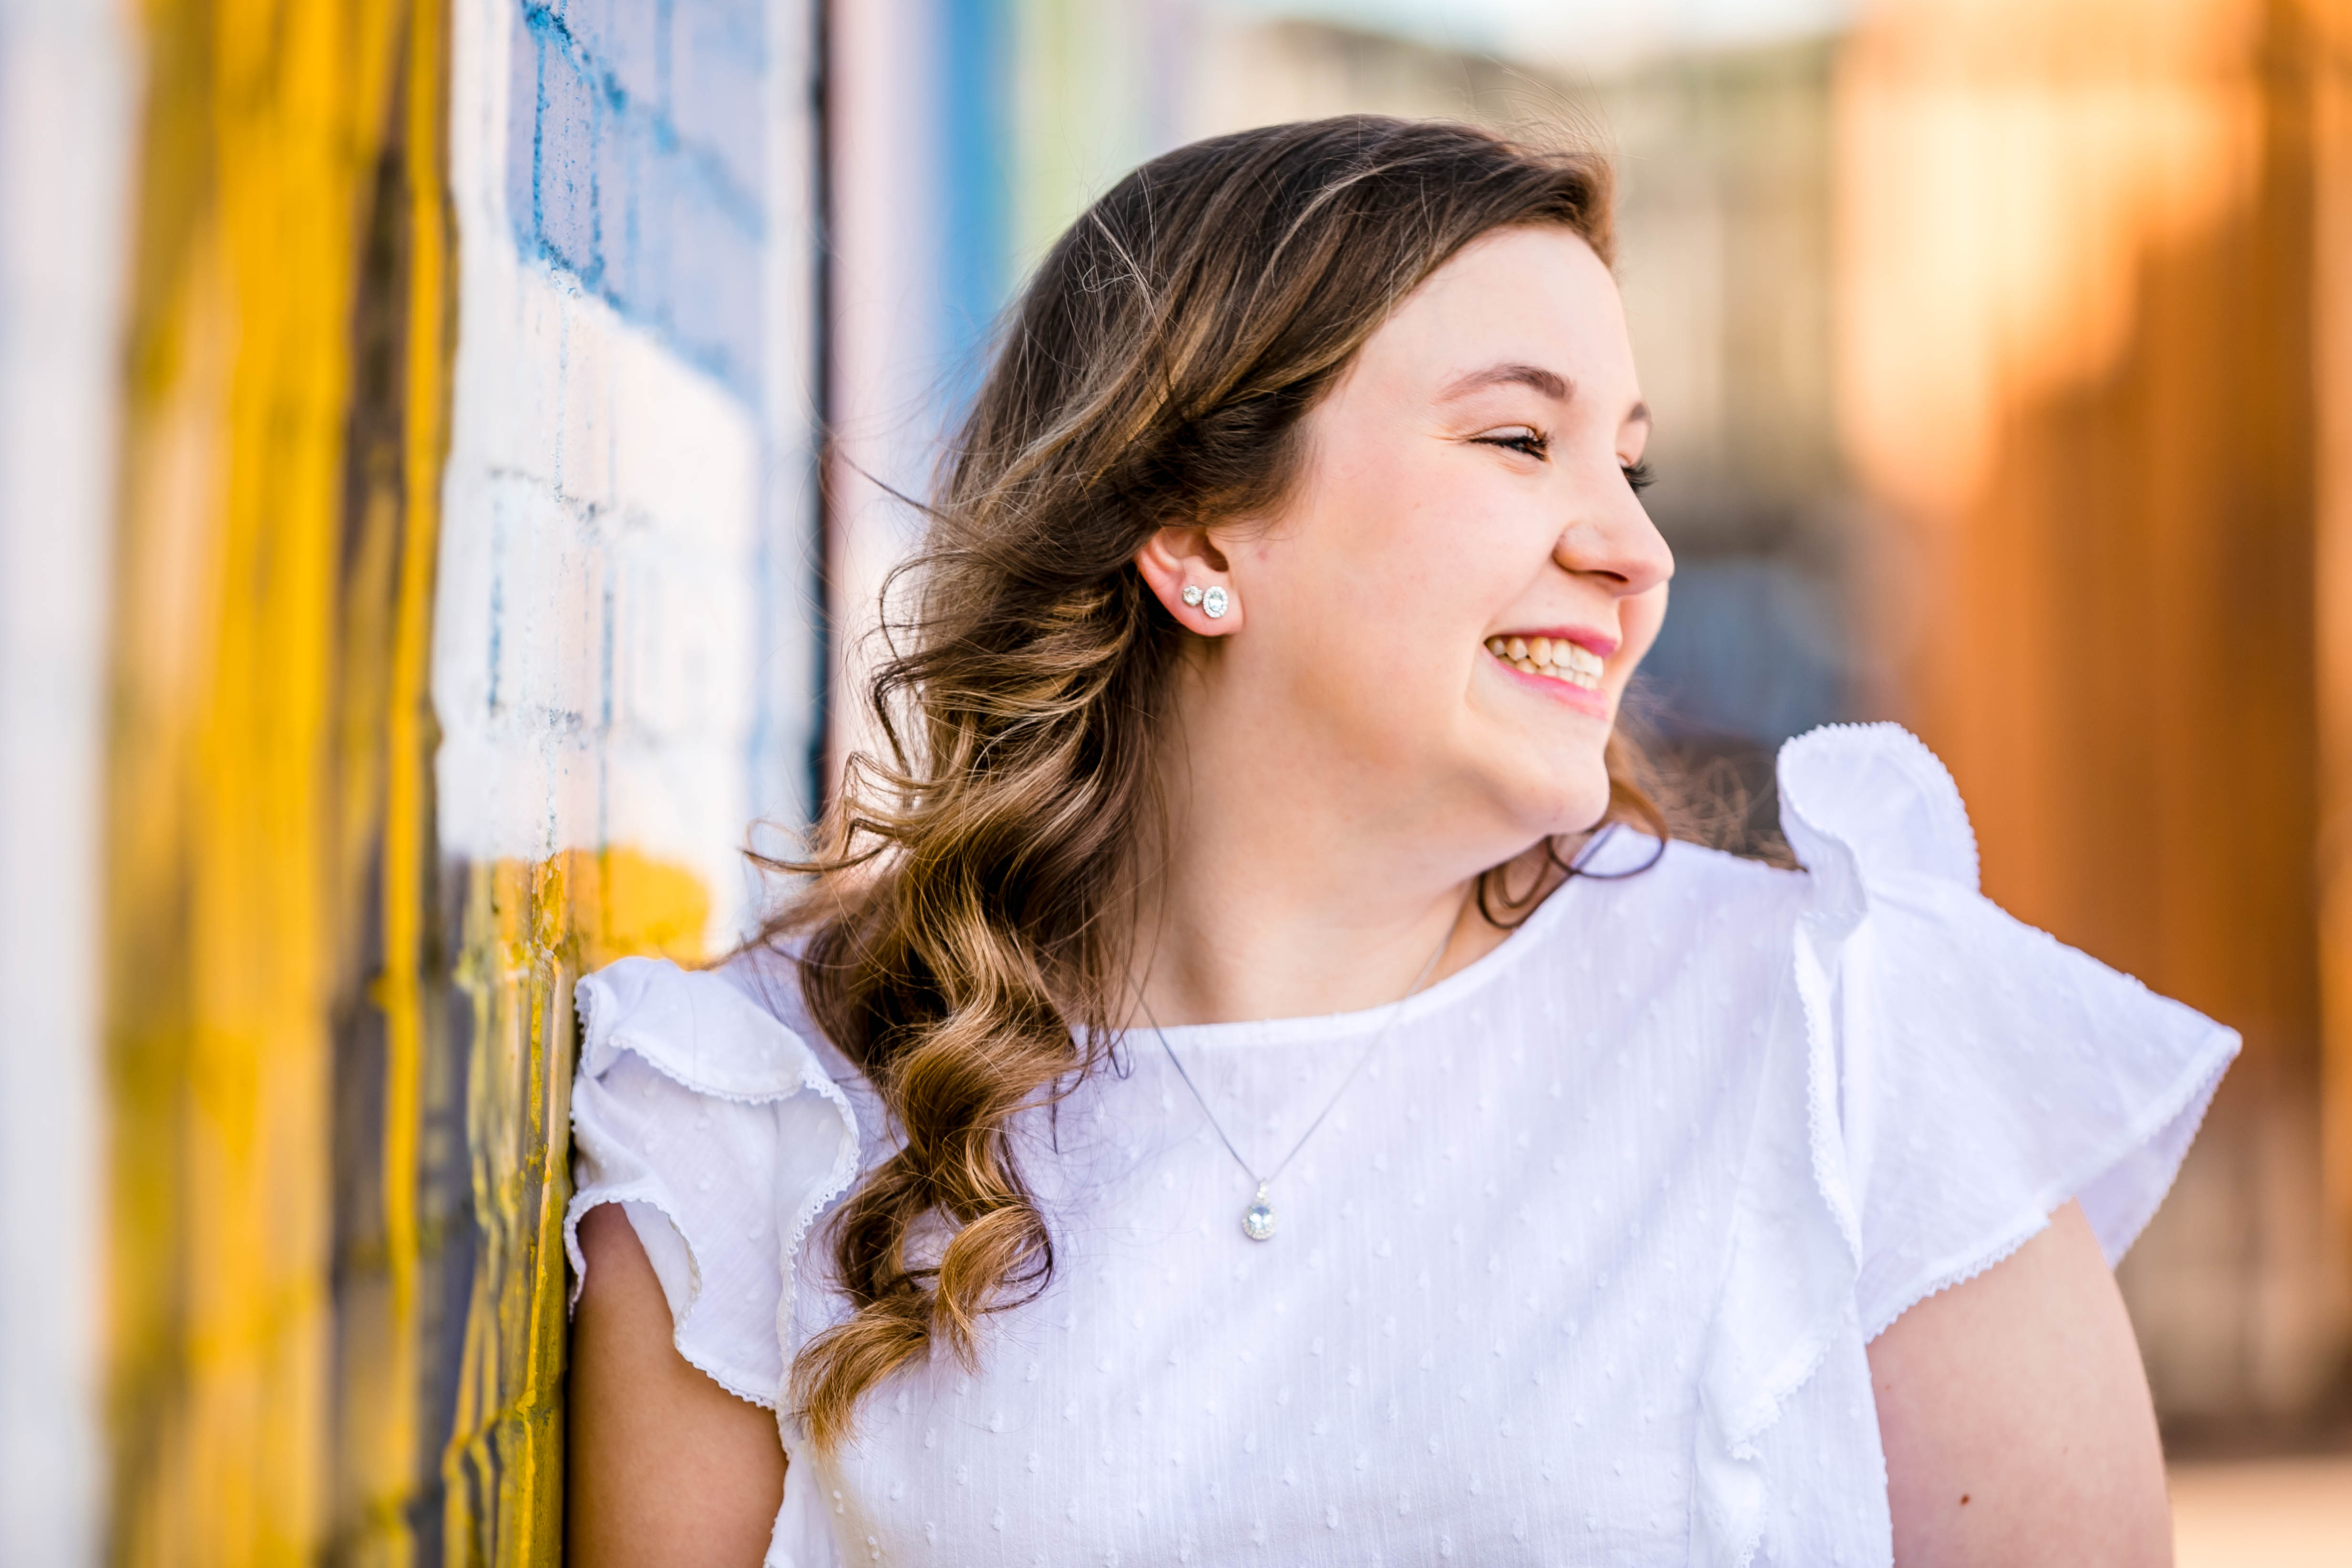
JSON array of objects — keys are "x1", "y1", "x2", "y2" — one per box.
[{"x1": 1838, "y1": 0, "x2": 2352, "y2": 1431}]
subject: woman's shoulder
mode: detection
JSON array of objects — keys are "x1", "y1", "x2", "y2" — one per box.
[
  {"x1": 565, "y1": 944, "x2": 868, "y2": 1408},
  {"x1": 573, "y1": 940, "x2": 872, "y2": 1099},
  {"x1": 1681, "y1": 723, "x2": 2236, "y2": 1561},
  {"x1": 1760, "y1": 722, "x2": 2238, "y2": 1326},
  {"x1": 575, "y1": 947, "x2": 822, "y2": 1097},
  {"x1": 1766, "y1": 721, "x2": 2232, "y2": 1058}
]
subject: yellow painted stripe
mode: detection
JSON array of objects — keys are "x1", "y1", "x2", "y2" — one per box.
[{"x1": 106, "y1": 0, "x2": 412, "y2": 1557}]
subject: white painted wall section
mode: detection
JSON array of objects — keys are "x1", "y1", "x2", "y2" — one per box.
[{"x1": 440, "y1": 0, "x2": 773, "y2": 948}]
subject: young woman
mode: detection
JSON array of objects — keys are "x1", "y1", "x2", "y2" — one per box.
[{"x1": 565, "y1": 117, "x2": 2233, "y2": 1566}]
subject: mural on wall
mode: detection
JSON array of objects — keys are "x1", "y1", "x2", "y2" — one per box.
[{"x1": 88, "y1": 0, "x2": 819, "y2": 1558}]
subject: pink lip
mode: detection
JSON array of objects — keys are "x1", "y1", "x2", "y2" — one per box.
[
  {"x1": 1490, "y1": 657, "x2": 1611, "y2": 717},
  {"x1": 1494, "y1": 625, "x2": 1620, "y2": 658}
]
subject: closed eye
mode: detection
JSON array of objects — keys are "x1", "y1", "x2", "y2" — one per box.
[
  {"x1": 1474, "y1": 428, "x2": 1549, "y2": 460},
  {"x1": 1623, "y1": 460, "x2": 1654, "y2": 493}
]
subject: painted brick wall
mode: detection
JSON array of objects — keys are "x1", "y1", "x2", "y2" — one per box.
[
  {"x1": 422, "y1": 0, "x2": 817, "y2": 1549},
  {"x1": 442, "y1": 0, "x2": 813, "y2": 955},
  {"x1": 1, "y1": 0, "x2": 788, "y2": 1550},
  {"x1": 505, "y1": 0, "x2": 766, "y2": 400}
]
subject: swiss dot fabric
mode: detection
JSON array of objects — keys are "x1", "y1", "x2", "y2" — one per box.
[{"x1": 566, "y1": 723, "x2": 2237, "y2": 1567}]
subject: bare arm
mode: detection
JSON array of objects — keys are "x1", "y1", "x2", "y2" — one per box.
[
  {"x1": 1869, "y1": 1199, "x2": 2170, "y2": 1567},
  {"x1": 567, "y1": 1202, "x2": 786, "y2": 1567}
]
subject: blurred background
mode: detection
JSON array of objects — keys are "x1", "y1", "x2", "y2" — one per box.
[{"x1": 1, "y1": 0, "x2": 2349, "y2": 1560}]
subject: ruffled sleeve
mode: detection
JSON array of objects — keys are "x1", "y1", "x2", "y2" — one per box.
[
  {"x1": 1778, "y1": 723, "x2": 2238, "y2": 1336},
  {"x1": 565, "y1": 954, "x2": 862, "y2": 1408},
  {"x1": 1692, "y1": 722, "x2": 2238, "y2": 1566}
]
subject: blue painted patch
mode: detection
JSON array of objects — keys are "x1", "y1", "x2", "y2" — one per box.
[
  {"x1": 508, "y1": 0, "x2": 766, "y2": 401},
  {"x1": 936, "y1": 0, "x2": 1011, "y2": 415}
]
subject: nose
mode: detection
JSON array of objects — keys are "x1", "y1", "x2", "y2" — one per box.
[{"x1": 1552, "y1": 467, "x2": 1673, "y2": 599}]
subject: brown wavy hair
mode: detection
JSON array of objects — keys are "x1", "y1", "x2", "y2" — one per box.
[{"x1": 766, "y1": 115, "x2": 1666, "y2": 1445}]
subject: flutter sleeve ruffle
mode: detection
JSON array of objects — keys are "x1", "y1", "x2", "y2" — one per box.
[
  {"x1": 565, "y1": 954, "x2": 861, "y2": 1408},
  {"x1": 1693, "y1": 722, "x2": 2239, "y2": 1566}
]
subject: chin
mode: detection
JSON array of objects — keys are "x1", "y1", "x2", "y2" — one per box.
[
  {"x1": 1490, "y1": 764, "x2": 1614, "y2": 844},
  {"x1": 1559, "y1": 790, "x2": 1616, "y2": 839}
]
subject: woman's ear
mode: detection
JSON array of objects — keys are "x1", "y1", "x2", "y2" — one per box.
[{"x1": 1135, "y1": 524, "x2": 1242, "y2": 635}]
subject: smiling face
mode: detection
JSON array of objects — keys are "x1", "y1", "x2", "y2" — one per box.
[{"x1": 1145, "y1": 224, "x2": 1672, "y2": 863}]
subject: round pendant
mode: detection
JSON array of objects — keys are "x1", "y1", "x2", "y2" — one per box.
[{"x1": 1242, "y1": 1188, "x2": 1276, "y2": 1242}]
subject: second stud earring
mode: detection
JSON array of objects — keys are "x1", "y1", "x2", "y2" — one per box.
[
  {"x1": 1202, "y1": 586, "x2": 1229, "y2": 619},
  {"x1": 1181, "y1": 585, "x2": 1203, "y2": 606}
]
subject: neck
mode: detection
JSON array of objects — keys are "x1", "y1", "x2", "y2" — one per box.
[{"x1": 1126, "y1": 660, "x2": 1559, "y2": 1028}]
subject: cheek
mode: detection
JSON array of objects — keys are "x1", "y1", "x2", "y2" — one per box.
[
  {"x1": 1271, "y1": 458, "x2": 1506, "y2": 653},
  {"x1": 1297, "y1": 587, "x2": 1485, "y2": 719},
  {"x1": 1258, "y1": 555, "x2": 1504, "y2": 762}
]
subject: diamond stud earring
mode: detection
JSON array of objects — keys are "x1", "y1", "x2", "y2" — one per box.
[
  {"x1": 1202, "y1": 586, "x2": 1229, "y2": 619},
  {"x1": 1181, "y1": 585, "x2": 1203, "y2": 607}
]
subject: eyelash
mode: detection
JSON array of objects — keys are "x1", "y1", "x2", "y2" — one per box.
[
  {"x1": 1478, "y1": 430, "x2": 1550, "y2": 459},
  {"x1": 1476, "y1": 431, "x2": 1657, "y2": 494}
]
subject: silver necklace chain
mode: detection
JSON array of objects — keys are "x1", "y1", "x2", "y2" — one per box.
[{"x1": 1133, "y1": 920, "x2": 1455, "y2": 1242}]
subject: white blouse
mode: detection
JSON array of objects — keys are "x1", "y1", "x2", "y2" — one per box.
[{"x1": 566, "y1": 724, "x2": 2237, "y2": 1567}]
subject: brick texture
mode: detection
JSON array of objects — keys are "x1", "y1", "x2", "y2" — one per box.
[{"x1": 506, "y1": 0, "x2": 765, "y2": 400}]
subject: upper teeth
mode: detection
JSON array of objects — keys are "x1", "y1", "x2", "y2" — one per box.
[{"x1": 1487, "y1": 634, "x2": 1603, "y2": 690}]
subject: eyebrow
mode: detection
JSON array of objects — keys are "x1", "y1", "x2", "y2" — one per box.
[
  {"x1": 1438, "y1": 363, "x2": 1653, "y2": 433},
  {"x1": 1438, "y1": 361, "x2": 1571, "y2": 402}
]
